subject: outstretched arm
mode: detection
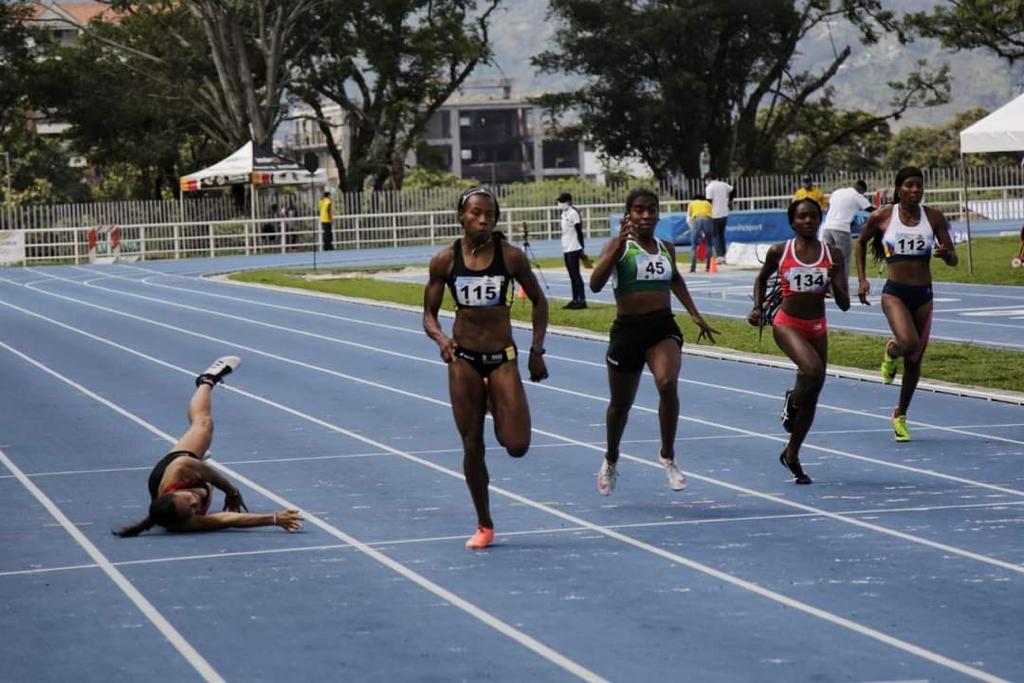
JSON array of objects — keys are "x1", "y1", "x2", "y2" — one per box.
[{"x1": 178, "y1": 509, "x2": 304, "y2": 532}]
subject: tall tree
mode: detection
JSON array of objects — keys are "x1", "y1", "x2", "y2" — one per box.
[
  {"x1": 290, "y1": 0, "x2": 500, "y2": 192},
  {"x1": 70, "y1": 0, "x2": 321, "y2": 148},
  {"x1": 29, "y1": 7, "x2": 217, "y2": 198},
  {"x1": 535, "y1": 0, "x2": 949, "y2": 178},
  {"x1": 907, "y1": 0, "x2": 1024, "y2": 63},
  {"x1": 0, "y1": 1, "x2": 33, "y2": 137}
]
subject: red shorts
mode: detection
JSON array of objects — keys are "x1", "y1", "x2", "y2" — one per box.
[{"x1": 774, "y1": 309, "x2": 827, "y2": 340}]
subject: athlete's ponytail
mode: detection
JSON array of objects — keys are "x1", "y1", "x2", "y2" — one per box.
[
  {"x1": 113, "y1": 494, "x2": 187, "y2": 537},
  {"x1": 113, "y1": 516, "x2": 156, "y2": 537}
]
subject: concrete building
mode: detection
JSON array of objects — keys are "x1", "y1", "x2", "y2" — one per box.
[
  {"x1": 419, "y1": 90, "x2": 586, "y2": 184},
  {"x1": 288, "y1": 81, "x2": 590, "y2": 188}
]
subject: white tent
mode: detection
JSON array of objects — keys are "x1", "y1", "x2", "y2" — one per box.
[
  {"x1": 179, "y1": 141, "x2": 326, "y2": 192},
  {"x1": 959, "y1": 93, "x2": 1024, "y2": 154},
  {"x1": 178, "y1": 142, "x2": 328, "y2": 245},
  {"x1": 958, "y1": 92, "x2": 1024, "y2": 273}
]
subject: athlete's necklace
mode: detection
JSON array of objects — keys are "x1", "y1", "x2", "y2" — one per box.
[{"x1": 470, "y1": 236, "x2": 493, "y2": 255}]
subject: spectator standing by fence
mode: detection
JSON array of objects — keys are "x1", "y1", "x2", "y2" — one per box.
[
  {"x1": 686, "y1": 193, "x2": 714, "y2": 273},
  {"x1": 820, "y1": 179, "x2": 873, "y2": 283},
  {"x1": 793, "y1": 175, "x2": 829, "y2": 211},
  {"x1": 558, "y1": 192, "x2": 587, "y2": 309},
  {"x1": 704, "y1": 172, "x2": 733, "y2": 263}
]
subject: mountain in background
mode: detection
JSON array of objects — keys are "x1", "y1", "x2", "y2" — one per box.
[{"x1": 473, "y1": 0, "x2": 1023, "y2": 128}]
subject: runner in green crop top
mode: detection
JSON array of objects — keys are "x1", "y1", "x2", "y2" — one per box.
[
  {"x1": 589, "y1": 188, "x2": 718, "y2": 497},
  {"x1": 613, "y1": 238, "x2": 675, "y2": 295}
]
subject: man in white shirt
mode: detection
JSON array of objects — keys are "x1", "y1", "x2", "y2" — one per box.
[
  {"x1": 704, "y1": 172, "x2": 734, "y2": 262},
  {"x1": 820, "y1": 179, "x2": 873, "y2": 283},
  {"x1": 558, "y1": 192, "x2": 587, "y2": 309}
]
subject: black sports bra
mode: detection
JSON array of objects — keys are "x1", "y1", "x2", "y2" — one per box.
[{"x1": 446, "y1": 236, "x2": 513, "y2": 309}]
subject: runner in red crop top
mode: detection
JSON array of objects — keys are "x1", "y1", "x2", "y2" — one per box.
[
  {"x1": 749, "y1": 199, "x2": 850, "y2": 484},
  {"x1": 114, "y1": 357, "x2": 303, "y2": 537}
]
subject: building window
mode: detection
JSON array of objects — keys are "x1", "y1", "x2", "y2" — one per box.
[{"x1": 542, "y1": 140, "x2": 580, "y2": 169}]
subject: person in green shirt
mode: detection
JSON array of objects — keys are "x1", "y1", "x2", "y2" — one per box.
[{"x1": 589, "y1": 188, "x2": 718, "y2": 496}]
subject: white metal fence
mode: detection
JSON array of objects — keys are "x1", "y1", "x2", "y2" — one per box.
[{"x1": 3, "y1": 165, "x2": 1022, "y2": 265}]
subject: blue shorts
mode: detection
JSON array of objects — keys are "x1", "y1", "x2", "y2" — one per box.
[{"x1": 882, "y1": 281, "x2": 933, "y2": 313}]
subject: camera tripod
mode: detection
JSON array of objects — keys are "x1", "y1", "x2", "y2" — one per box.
[{"x1": 520, "y1": 222, "x2": 551, "y2": 294}]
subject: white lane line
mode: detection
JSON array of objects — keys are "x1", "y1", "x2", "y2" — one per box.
[
  {"x1": 81, "y1": 265, "x2": 424, "y2": 337},
  {"x1": 0, "y1": 340, "x2": 605, "y2": 683},
  {"x1": 7, "y1": 499, "x2": 1023, "y2": 580},
  {"x1": 64, "y1": 263, "x2": 1024, "y2": 413},
  {"x1": 78, "y1": 265, "x2": 1024, "y2": 380},
  {"x1": 0, "y1": 320, "x2": 1014, "y2": 681},
  {"x1": 0, "y1": 445, "x2": 226, "y2": 683},
  {"x1": 15, "y1": 273, "x2": 1024, "y2": 480},
  {"x1": 3, "y1": 295, "x2": 1024, "y2": 573},
  {"x1": 24, "y1": 268, "x2": 1024, "y2": 446}
]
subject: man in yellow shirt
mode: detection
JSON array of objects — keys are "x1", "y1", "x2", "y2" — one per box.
[
  {"x1": 686, "y1": 194, "x2": 714, "y2": 272},
  {"x1": 792, "y1": 175, "x2": 829, "y2": 211},
  {"x1": 319, "y1": 191, "x2": 334, "y2": 251}
]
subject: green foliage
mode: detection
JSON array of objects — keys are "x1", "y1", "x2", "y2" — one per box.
[
  {"x1": 906, "y1": 0, "x2": 1024, "y2": 63},
  {"x1": 770, "y1": 101, "x2": 894, "y2": 174},
  {"x1": 26, "y1": 4, "x2": 230, "y2": 199},
  {"x1": 884, "y1": 107, "x2": 1018, "y2": 170},
  {"x1": 0, "y1": 2, "x2": 34, "y2": 136},
  {"x1": 2, "y1": 129, "x2": 90, "y2": 204},
  {"x1": 291, "y1": 1, "x2": 500, "y2": 192},
  {"x1": 536, "y1": 1, "x2": 949, "y2": 177},
  {"x1": 402, "y1": 167, "x2": 478, "y2": 191}
]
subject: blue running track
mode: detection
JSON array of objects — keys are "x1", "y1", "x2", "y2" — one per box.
[{"x1": 1, "y1": 253, "x2": 1022, "y2": 682}]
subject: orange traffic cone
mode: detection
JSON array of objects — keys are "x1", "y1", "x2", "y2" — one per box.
[
  {"x1": 708, "y1": 258, "x2": 718, "y2": 274},
  {"x1": 516, "y1": 285, "x2": 526, "y2": 299}
]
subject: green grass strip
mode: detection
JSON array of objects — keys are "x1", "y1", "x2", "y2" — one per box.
[{"x1": 232, "y1": 267, "x2": 1023, "y2": 394}]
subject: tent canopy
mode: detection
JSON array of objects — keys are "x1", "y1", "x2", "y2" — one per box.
[
  {"x1": 180, "y1": 141, "x2": 327, "y2": 192},
  {"x1": 959, "y1": 93, "x2": 1024, "y2": 154}
]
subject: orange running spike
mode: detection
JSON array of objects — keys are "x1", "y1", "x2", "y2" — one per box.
[{"x1": 465, "y1": 525, "x2": 495, "y2": 550}]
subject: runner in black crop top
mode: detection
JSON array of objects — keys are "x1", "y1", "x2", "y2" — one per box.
[
  {"x1": 423, "y1": 187, "x2": 549, "y2": 550},
  {"x1": 446, "y1": 234, "x2": 514, "y2": 309}
]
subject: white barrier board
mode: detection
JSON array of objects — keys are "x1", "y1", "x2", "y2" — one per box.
[{"x1": 0, "y1": 230, "x2": 25, "y2": 266}]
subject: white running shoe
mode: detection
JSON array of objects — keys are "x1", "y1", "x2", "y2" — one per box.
[
  {"x1": 597, "y1": 459, "x2": 618, "y2": 496},
  {"x1": 659, "y1": 456, "x2": 687, "y2": 491},
  {"x1": 196, "y1": 355, "x2": 241, "y2": 387}
]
